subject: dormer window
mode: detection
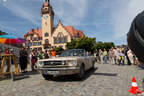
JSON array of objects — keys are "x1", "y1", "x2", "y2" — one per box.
[
  {"x1": 76, "y1": 33, "x2": 80, "y2": 38},
  {"x1": 45, "y1": 33, "x2": 49, "y2": 37}
]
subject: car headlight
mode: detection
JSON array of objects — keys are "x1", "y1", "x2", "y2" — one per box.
[
  {"x1": 37, "y1": 61, "x2": 44, "y2": 67},
  {"x1": 68, "y1": 60, "x2": 77, "y2": 66}
]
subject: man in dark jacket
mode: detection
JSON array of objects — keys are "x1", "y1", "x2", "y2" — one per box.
[{"x1": 19, "y1": 47, "x2": 28, "y2": 73}]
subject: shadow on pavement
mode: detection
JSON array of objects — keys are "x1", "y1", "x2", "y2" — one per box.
[
  {"x1": 0, "y1": 71, "x2": 40, "y2": 81},
  {"x1": 92, "y1": 72, "x2": 117, "y2": 76},
  {"x1": 0, "y1": 74, "x2": 30, "y2": 81},
  {"x1": 22, "y1": 71, "x2": 40, "y2": 75},
  {"x1": 48, "y1": 67, "x2": 98, "y2": 82}
]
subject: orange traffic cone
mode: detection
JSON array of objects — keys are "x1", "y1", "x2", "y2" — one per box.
[{"x1": 128, "y1": 77, "x2": 142, "y2": 95}]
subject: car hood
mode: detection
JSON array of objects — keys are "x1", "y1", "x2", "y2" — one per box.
[{"x1": 38, "y1": 57, "x2": 79, "y2": 62}]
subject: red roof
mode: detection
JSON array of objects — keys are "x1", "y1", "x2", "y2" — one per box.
[
  {"x1": 24, "y1": 28, "x2": 42, "y2": 37},
  {"x1": 65, "y1": 26, "x2": 85, "y2": 38},
  {"x1": 24, "y1": 26, "x2": 84, "y2": 38}
]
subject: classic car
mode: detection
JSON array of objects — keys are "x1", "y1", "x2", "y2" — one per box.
[{"x1": 35, "y1": 49, "x2": 96, "y2": 79}]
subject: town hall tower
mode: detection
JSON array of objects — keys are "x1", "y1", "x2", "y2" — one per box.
[{"x1": 41, "y1": 0, "x2": 54, "y2": 50}]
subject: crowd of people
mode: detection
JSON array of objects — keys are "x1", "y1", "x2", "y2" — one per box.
[
  {"x1": 94, "y1": 46, "x2": 140, "y2": 66},
  {"x1": 0, "y1": 45, "x2": 142, "y2": 73},
  {"x1": 19, "y1": 47, "x2": 57, "y2": 73},
  {"x1": 0, "y1": 47, "x2": 56, "y2": 73}
]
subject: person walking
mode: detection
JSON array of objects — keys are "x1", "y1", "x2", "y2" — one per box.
[
  {"x1": 103, "y1": 49, "x2": 108, "y2": 64},
  {"x1": 118, "y1": 50, "x2": 125, "y2": 65},
  {"x1": 113, "y1": 48, "x2": 119, "y2": 65},
  {"x1": 127, "y1": 50, "x2": 134, "y2": 65},
  {"x1": 19, "y1": 47, "x2": 28, "y2": 73},
  {"x1": 124, "y1": 46, "x2": 131, "y2": 65},
  {"x1": 31, "y1": 50, "x2": 38, "y2": 71},
  {"x1": 108, "y1": 49, "x2": 113, "y2": 64},
  {"x1": 99, "y1": 49, "x2": 103, "y2": 64}
]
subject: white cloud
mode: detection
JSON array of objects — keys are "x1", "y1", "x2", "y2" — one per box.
[
  {"x1": 52, "y1": 0, "x2": 88, "y2": 25},
  {"x1": 2, "y1": 0, "x2": 42, "y2": 26},
  {"x1": 3, "y1": 0, "x2": 7, "y2": 2},
  {"x1": 112, "y1": 0, "x2": 144, "y2": 39},
  {"x1": 1, "y1": 0, "x2": 88, "y2": 26}
]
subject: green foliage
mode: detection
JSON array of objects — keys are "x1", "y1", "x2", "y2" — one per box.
[
  {"x1": 54, "y1": 47, "x2": 64, "y2": 55},
  {"x1": 66, "y1": 37, "x2": 96, "y2": 52},
  {"x1": 66, "y1": 40, "x2": 77, "y2": 49},
  {"x1": 96, "y1": 41, "x2": 115, "y2": 51},
  {"x1": 0, "y1": 30, "x2": 7, "y2": 35}
]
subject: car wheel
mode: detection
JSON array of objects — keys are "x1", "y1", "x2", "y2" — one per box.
[
  {"x1": 77, "y1": 64, "x2": 85, "y2": 79},
  {"x1": 42, "y1": 74, "x2": 53, "y2": 80}
]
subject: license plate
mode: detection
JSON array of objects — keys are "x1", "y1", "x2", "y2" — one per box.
[{"x1": 44, "y1": 71, "x2": 59, "y2": 74}]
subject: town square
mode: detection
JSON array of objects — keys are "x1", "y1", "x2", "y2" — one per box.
[{"x1": 0, "y1": 0, "x2": 144, "y2": 96}]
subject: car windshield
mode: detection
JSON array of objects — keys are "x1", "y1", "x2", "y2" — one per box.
[{"x1": 59, "y1": 49, "x2": 85, "y2": 57}]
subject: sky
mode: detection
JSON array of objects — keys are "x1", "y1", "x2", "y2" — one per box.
[{"x1": 0, "y1": 0, "x2": 144, "y2": 45}]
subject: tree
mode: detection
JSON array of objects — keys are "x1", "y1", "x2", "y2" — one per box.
[
  {"x1": 54, "y1": 47, "x2": 64, "y2": 55},
  {"x1": 0, "y1": 30, "x2": 7, "y2": 35},
  {"x1": 66, "y1": 37, "x2": 96, "y2": 52},
  {"x1": 96, "y1": 41, "x2": 115, "y2": 51},
  {"x1": 66, "y1": 40, "x2": 77, "y2": 49}
]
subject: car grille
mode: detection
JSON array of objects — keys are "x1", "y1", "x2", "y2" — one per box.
[{"x1": 43, "y1": 61, "x2": 65, "y2": 66}]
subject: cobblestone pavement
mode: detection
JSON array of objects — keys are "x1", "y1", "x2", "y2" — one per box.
[{"x1": 0, "y1": 63, "x2": 144, "y2": 96}]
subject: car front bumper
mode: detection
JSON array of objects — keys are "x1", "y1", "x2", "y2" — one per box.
[{"x1": 36, "y1": 67, "x2": 80, "y2": 76}]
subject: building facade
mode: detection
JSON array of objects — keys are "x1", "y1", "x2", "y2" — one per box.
[{"x1": 24, "y1": 0, "x2": 84, "y2": 51}]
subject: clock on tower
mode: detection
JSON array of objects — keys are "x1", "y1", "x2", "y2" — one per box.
[{"x1": 44, "y1": 14, "x2": 48, "y2": 20}]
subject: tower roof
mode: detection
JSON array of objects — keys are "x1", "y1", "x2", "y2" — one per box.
[{"x1": 44, "y1": 0, "x2": 50, "y2": 7}]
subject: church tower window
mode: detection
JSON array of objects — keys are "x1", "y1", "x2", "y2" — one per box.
[{"x1": 45, "y1": 33, "x2": 49, "y2": 37}]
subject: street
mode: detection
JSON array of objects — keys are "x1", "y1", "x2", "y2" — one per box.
[{"x1": 0, "y1": 63, "x2": 144, "y2": 96}]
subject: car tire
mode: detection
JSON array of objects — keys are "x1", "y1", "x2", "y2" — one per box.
[
  {"x1": 42, "y1": 74, "x2": 53, "y2": 80},
  {"x1": 77, "y1": 64, "x2": 85, "y2": 79}
]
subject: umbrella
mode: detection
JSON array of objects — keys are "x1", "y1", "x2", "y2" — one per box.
[{"x1": 0, "y1": 35, "x2": 25, "y2": 44}]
